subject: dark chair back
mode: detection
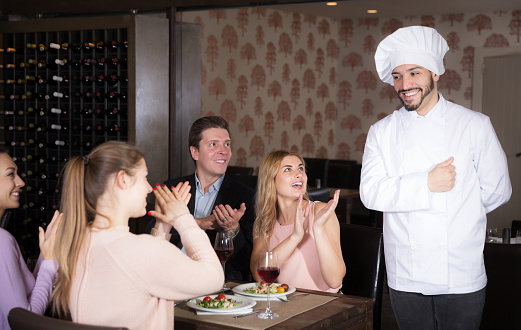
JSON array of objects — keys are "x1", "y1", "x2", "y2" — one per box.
[
  {"x1": 0, "y1": 211, "x2": 12, "y2": 229},
  {"x1": 226, "y1": 165, "x2": 254, "y2": 176},
  {"x1": 340, "y1": 224, "x2": 385, "y2": 330},
  {"x1": 8, "y1": 308, "x2": 129, "y2": 330},
  {"x1": 480, "y1": 243, "x2": 521, "y2": 330},
  {"x1": 326, "y1": 160, "x2": 356, "y2": 189},
  {"x1": 232, "y1": 175, "x2": 258, "y2": 192},
  {"x1": 303, "y1": 157, "x2": 330, "y2": 188},
  {"x1": 511, "y1": 220, "x2": 521, "y2": 238},
  {"x1": 307, "y1": 187, "x2": 331, "y2": 203}
]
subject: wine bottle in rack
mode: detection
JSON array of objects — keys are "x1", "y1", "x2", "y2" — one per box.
[
  {"x1": 106, "y1": 74, "x2": 119, "y2": 86},
  {"x1": 49, "y1": 43, "x2": 60, "y2": 50},
  {"x1": 107, "y1": 108, "x2": 126, "y2": 118},
  {"x1": 83, "y1": 58, "x2": 97, "y2": 66},
  {"x1": 54, "y1": 139, "x2": 69, "y2": 147},
  {"x1": 36, "y1": 92, "x2": 51, "y2": 100},
  {"x1": 95, "y1": 41, "x2": 105, "y2": 49},
  {"x1": 0, "y1": 111, "x2": 15, "y2": 116},
  {"x1": 19, "y1": 62, "x2": 31, "y2": 69},
  {"x1": 83, "y1": 42, "x2": 95, "y2": 50},
  {"x1": 50, "y1": 108, "x2": 69, "y2": 117},
  {"x1": 107, "y1": 91, "x2": 118, "y2": 101},
  {"x1": 96, "y1": 75, "x2": 105, "y2": 85},
  {"x1": 21, "y1": 92, "x2": 33, "y2": 100},
  {"x1": 53, "y1": 91, "x2": 70, "y2": 99},
  {"x1": 80, "y1": 92, "x2": 92, "y2": 101},
  {"x1": 52, "y1": 75, "x2": 70, "y2": 84},
  {"x1": 107, "y1": 124, "x2": 122, "y2": 135},
  {"x1": 37, "y1": 76, "x2": 47, "y2": 85},
  {"x1": 82, "y1": 108, "x2": 94, "y2": 116},
  {"x1": 26, "y1": 43, "x2": 37, "y2": 49},
  {"x1": 37, "y1": 140, "x2": 47, "y2": 149},
  {"x1": 38, "y1": 44, "x2": 48, "y2": 52},
  {"x1": 21, "y1": 171, "x2": 34, "y2": 178},
  {"x1": 94, "y1": 91, "x2": 105, "y2": 102},
  {"x1": 0, "y1": 64, "x2": 16, "y2": 69},
  {"x1": 21, "y1": 155, "x2": 33, "y2": 163},
  {"x1": 97, "y1": 57, "x2": 106, "y2": 67},
  {"x1": 82, "y1": 75, "x2": 93, "y2": 83},
  {"x1": 37, "y1": 60, "x2": 47, "y2": 69},
  {"x1": 95, "y1": 108, "x2": 104, "y2": 118},
  {"x1": 38, "y1": 107, "x2": 47, "y2": 117},
  {"x1": 22, "y1": 202, "x2": 36, "y2": 209},
  {"x1": 109, "y1": 40, "x2": 122, "y2": 49},
  {"x1": 6, "y1": 125, "x2": 28, "y2": 132},
  {"x1": 54, "y1": 58, "x2": 68, "y2": 67},
  {"x1": 50, "y1": 123, "x2": 68, "y2": 131},
  {"x1": 60, "y1": 42, "x2": 69, "y2": 54}
]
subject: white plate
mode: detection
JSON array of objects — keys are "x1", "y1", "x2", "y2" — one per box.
[
  {"x1": 232, "y1": 282, "x2": 296, "y2": 299},
  {"x1": 187, "y1": 294, "x2": 256, "y2": 314}
]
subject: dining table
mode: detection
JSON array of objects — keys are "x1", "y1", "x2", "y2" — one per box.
[{"x1": 174, "y1": 281, "x2": 373, "y2": 329}]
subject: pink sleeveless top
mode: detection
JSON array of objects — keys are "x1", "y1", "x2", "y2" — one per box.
[{"x1": 268, "y1": 220, "x2": 341, "y2": 293}]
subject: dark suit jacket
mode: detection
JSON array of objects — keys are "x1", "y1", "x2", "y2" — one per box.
[{"x1": 148, "y1": 173, "x2": 255, "y2": 280}]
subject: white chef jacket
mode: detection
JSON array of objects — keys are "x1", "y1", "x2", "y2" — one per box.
[{"x1": 360, "y1": 93, "x2": 511, "y2": 295}]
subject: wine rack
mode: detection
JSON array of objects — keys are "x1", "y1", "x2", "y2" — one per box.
[
  {"x1": 0, "y1": 28, "x2": 129, "y2": 257},
  {"x1": 0, "y1": 15, "x2": 171, "y2": 259}
]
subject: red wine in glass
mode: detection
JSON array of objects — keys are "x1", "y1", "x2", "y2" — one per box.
[
  {"x1": 215, "y1": 248, "x2": 234, "y2": 262},
  {"x1": 257, "y1": 267, "x2": 280, "y2": 284},
  {"x1": 257, "y1": 251, "x2": 280, "y2": 319},
  {"x1": 214, "y1": 231, "x2": 233, "y2": 292}
]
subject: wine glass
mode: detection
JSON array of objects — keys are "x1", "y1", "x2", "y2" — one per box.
[
  {"x1": 257, "y1": 251, "x2": 280, "y2": 319},
  {"x1": 214, "y1": 231, "x2": 234, "y2": 292},
  {"x1": 486, "y1": 227, "x2": 498, "y2": 243}
]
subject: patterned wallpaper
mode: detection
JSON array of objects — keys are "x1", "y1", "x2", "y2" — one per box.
[{"x1": 181, "y1": 8, "x2": 521, "y2": 169}]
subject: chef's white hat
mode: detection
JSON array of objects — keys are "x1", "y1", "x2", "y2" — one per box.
[{"x1": 374, "y1": 26, "x2": 449, "y2": 85}]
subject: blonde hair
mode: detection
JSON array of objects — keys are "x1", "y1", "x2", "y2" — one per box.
[
  {"x1": 51, "y1": 141, "x2": 144, "y2": 317},
  {"x1": 253, "y1": 150, "x2": 308, "y2": 242}
]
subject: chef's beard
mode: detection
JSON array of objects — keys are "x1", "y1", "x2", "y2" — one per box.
[{"x1": 396, "y1": 76, "x2": 435, "y2": 112}]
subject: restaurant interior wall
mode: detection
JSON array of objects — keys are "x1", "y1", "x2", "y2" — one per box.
[{"x1": 178, "y1": 7, "x2": 521, "y2": 168}]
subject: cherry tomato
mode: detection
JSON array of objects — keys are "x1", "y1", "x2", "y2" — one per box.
[
  {"x1": 277, "y1": 286, "x2": 285, "y2": 293},
  {"x1": 216, "y1": 294, "x2": 227, "y2": 301},
  {"x1": 260, "y1": 281, "x2": 265, "y2": 286},
  {"x1": 203, "y1": 296, "x2": 212, "y2": 302},
  {"x1": 281, "y1": 284, "x2": 289, "y2": 291}
]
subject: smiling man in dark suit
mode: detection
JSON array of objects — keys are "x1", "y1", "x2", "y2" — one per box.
[{"x1": 161, "y1": 116, "x2": 255, "y2": 280}]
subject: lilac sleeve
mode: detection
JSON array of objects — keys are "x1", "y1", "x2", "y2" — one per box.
[{"x1": 0, "y1": 229, "x2": 58, "y2": 323}]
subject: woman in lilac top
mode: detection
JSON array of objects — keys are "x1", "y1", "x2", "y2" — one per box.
[
  {"x1": 250, "y1": 150, "x2": 345, "y2": 292},
  {"x1": 0, "y1": 148, "x2": 62, "y2": 330}
]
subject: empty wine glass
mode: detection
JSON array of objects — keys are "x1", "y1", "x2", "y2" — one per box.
[
  {"x1": 214, "y1": 231, "x2": 234, "y2": 292},
  {"x1": 257, "y1": 251, "x2": 280, "y2": 319},
  {"x1": 486, "y1": 227, "x2": 498, "y2": 243}
]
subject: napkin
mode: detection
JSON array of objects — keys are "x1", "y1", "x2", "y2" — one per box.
[{"x1": 195, "y1": 308, "x2": 253, "y2": 316}]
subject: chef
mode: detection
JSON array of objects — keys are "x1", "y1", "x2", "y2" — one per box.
[{"x1": 360, "y1": 26, "x2": 511, "y2": 330}]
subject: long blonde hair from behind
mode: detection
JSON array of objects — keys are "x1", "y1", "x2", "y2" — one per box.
[
  {"x1": 51, "y1": 141, "x2": 144, "y2": 318},
  {"x1": 253, "y1": 150, "x2": 308, "y2": 243}
]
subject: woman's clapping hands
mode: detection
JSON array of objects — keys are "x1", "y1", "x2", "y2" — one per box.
[{"x1": 149, "y1": 182, "x2": 192, "y2": 226}]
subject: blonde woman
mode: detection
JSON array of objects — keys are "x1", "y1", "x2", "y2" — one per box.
[
  {"x1": 250, "y1": 150, "x2": 345, "y2": 293},
  {"x1": 51, "y1": 141, "x2": 222, "y2": 329}
]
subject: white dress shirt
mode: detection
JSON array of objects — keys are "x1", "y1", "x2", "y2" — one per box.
[{"x1": 360, "y1": 93, "x2": 511, "y2": 295}]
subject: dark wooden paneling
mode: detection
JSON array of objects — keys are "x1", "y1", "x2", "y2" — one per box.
[{"x1": 0, "y1": 0, "x2": 350, "y2": 16}]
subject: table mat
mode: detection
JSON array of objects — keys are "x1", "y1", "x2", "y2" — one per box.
[{"x1": 174, "y1": 282, "x2": 339, "y2": 330}]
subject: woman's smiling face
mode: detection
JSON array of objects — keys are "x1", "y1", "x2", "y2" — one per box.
[
  {"x1": 0, "y1": 153, "x2": 25, "y2": 214},
  {"x1": 274, "y1": 155, "x2": 307, "y2": 199}
]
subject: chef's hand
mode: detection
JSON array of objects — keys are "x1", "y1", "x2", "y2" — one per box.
[{"x1": 428, "y1": 157, "x2": 456, "y2": 192}]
